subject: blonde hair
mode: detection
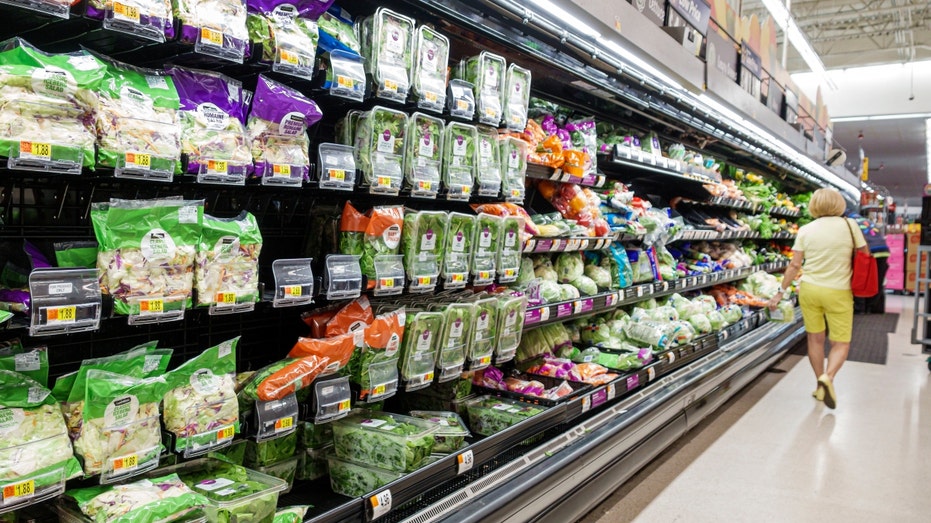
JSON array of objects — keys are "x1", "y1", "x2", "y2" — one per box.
[{"x1": 809, "y1": 188, "x2": 846, "y2": 218}]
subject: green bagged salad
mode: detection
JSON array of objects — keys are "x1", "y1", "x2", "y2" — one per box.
[
  {"x1": 360, "y1": 8, "x2": 415, "y2": 102},
  {"x1": 244, "y1": 432, "x2": 297, "y2": 468},
  {"x1": 472, "y1": 213, "x2": 503, "y2": 284},
  {"x1": 66, "y1": 473, "x2": 207, "y2": 523},
  {"x1": 432, "y1": 302, "x2": 473, "y2": 381},
  {"x1": 443, "y1": 213, "x2": 476, "y2": 286},
  {"x1": 503, "y1": 64, "x2": 531, "y2": 131},
  {"x1": 412, "y1": 26, "x2": 449, "y2": 112},
  {"x1": 465, "y1": 396, "x2": 544, "y2": 436},
  {"x1": 0, "y1": 346, "x2": 48, "y2": 386},
  {"x1": 404, "y1": 112, "x2": 445, "y2": 197},
  {"x1": 332, "y1": 409, "x2": 437, "y2": 472},
  {"x1": 172, "y1": 458, "x2": 287, "y2": 523},
  {"x1": 354, "y1": 107, "x2": 408, "y2": 193},
  {"x1": 443, "y1": 122, "x2": 477, "y2": 200},
  {"x1": 195, "y1": 212, "x2": 262, "y2": 307},
  {"x1": 399, "y1": 311, "x2": 444, "y2": 383},
  {"x1": 475, "y1": 125, "x2": 502, "y2": 197},
  {"x1": 402, "y1": 211, "x2": 446, "y2": 289},
  {"x1": 274, "y1": 506, "x2": 311, "y2": 523},
  {"x1": 460, "y1": 52, "x2": 506, "y2": 126},
  {"x1": 163, "y1": 338, "x2": 239, "y2": 454},
  {"x1": 497, "y1": 216, "x2": 522, "y2": 283},
  {"x1": 0, "y1": 371, "x2": 83, "y2": 491},
  {"x1": 469, "y1": 297, "x2": 499, "y2": 366},
  {"x1": 500, "y1": 137, "x2": 528, "y2": 202}
]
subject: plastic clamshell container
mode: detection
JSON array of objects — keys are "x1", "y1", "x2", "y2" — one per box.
[
  {"x1": 464, "y1": 395, "x2": 547, "y2": 436},
  {"x1": 54, "y1": 501, "x2": 208, "y2": 523},
  {"x1": 297, "y1": 421, "x2": 334, "y2": 449},
  {"x1": 243, "y1": 432, "x2": 297, "y2": 467},
  {"x1": 327, "y1": 454, "x2": 404, "y2": 498},
  {"x1": 296, "y1": 444, "x2": 331, "y2": 481},
  {"x1": 408, "y1": 410, "x2": 470, "y2": 453},
  {"x1": 208, "y1": 438, "x2": 246, "y2": 466},
  {"x1": 255, "y1": 455, "x2": 299, "y2": 494},
  {"x1": 151, "y1": 458, "x2": 287, "y2": 523},
  {"x1": 332, "y1": 409, "x2": 438, "y2": 472}
]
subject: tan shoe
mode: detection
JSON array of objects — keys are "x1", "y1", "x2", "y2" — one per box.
[
  {"x1": 812, "y1": 387, "x2": 825, "y2": 401},
  {"x1": 818, "y1": 374, "x2": 836, "y2": 409}
]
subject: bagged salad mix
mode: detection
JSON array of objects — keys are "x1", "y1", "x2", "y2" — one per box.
[
  {"x1": 92, "y1": 198, "x2": 204, "y2": 316},
  {"x1": 459, "y1": 52, "x2": 506, "y2": 126},
  {"x1": 350, "y1": 307, "x2": 405, "y2": 401},
  {"x1": 0, "y1": 346, "x2": 48, "y2": 386},
  {"x1": 442, "y1": 121, "x2": 477, "y2": 200},
  {"x1": 73, "y1": 370, "x2": 169, "y2": 477},
  {"x1": 472, "y1": 213, "x2": 502, "y2": 284},
  {"x1": 163, "y1": 338, "x2": 239, "y2": 454},
  {"x1": 247, "y1": 75, "x2": 322, "y2": 181},
  {"x1": 399, "y1": 310, "x2": 443, "y2": 385},
  {"x1": 359, "y1": 8, "x2": 415, "y2": 102},
  {"x1": 443, "y1": 213, "x2": 476, "y2": 287},
  {"x1": 0, "y1": 371, "x2": 83, "y2": 490},
  {"x1": 404, "y1": 112, "x2": 445, "y2": 197},
  {"x1": 195, "y1": 211, "x2": 262, "y2": 307},
  {"x1": 167, "y1": 66, "x2": 252, "y2": 176},
  {"x1": 503, "y1": 64, "x2": 531, "y2": 131},
  {"x1": 402, "y1": 210, "x2": 446, "y2": 290},
  {"x1": 412, "y1": 25, "x2": 449, "y2": 112},
  {"x1": 175, "y1": 0, "x2": 250, "y2": 61},
  {"x1": 66, "y1": 473, "x2": 207, "y2": 523},
  {"x1": 354, "y1": 106, "x2": 408, "y2": 193},
  {"x1": 246, "y1": 1, "x2": 321, "y2": 79},
  {"x1": 0, "y1": 40, "x2": 106, "y2": 169},
  {"x1": 339, "y1": 201, "x2": 368, "y2": 257},
  {"x1": 361, "y1": 206, "x2": 405, "y2": 285},
  {"x1": 94, "y1": 57, "x2": 181, "y2": 173}
]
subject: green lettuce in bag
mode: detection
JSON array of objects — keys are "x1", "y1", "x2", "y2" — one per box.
[
  {"x1": 67, "y1": 473, "x2": 207, "y2": 523},
  {"x1": 402, "y1": 211, "x2": 446, "y2": 286},
  {"x1": 0, "y1": 370, "x2": 83, "y2": 489},
  {"x1": 443, "y1": 213, "x2": 476, "y2": 285},
  {"x1": 73, "y1": 370, "x2": 169, "y2": 477},
  {"x1": 93, "y1": 199, "x2": 204, "y2": 316},
  {"x1": 195, "y1": 212, "x2": 263, "y2": 307},
  {"x1": 163, "y1": 338, "x2": 239, "y2": 454},
  {"x1": 274, "y1": 506, "x2": 311, "y2": 523},
  {"x1": 0, "y1": 346, "x2": 48, "y2": 386}
]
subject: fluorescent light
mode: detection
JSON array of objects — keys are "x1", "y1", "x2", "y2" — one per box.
[
  {"x1": 597, "y1": 37, "x2": 684, "y2": 91},
  {"x1": 832, "y1": 113, "x2": 931, "y2": 123},
  {"x1": 760, "y1": 0, "x2": 836, "y2": 90},
  {"x1": 528, "y1": 0, "x2": 601, "y2": 38}
]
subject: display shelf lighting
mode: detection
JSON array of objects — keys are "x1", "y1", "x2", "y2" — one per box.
[
  {"x1": 759, "y1": 0, "x2": 836, "y2": 90},
  {"x1": 527, "y1": 0, "x2": 601, "y2": 38}
]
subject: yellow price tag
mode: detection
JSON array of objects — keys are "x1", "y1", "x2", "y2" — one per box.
[
  {"x1": 373, "y1": 384, "x2": 386, "y2": 396},
  {"x1": 338, "y1": 400, "x2": 350, "y2": 412},
  {"x1": 2, "y1": 480, "x2": 35, "y2": 501},
  {"x1": 48, "y1": 306, "x2": 76, "y2": 323},
  {"x1": 377, "y1": 176, "x2": 392, "y2": 187},
  {"x1": 328, "y1": 169, "x2": 346, "y2": 181},
  {"x1": 126, "y1": 152, "x2": 151, "y2": 169},
  {"x1": 113, "y1": 454, "x2": 138, "y2": 471},
  {"x1": 461, "y1": 185, "x2": 472, "y2": 195},
  {"x1": 272, "y1": 164, "x2": 291, "y2": 177},
  {"x1": 280, "y1": 50, "x2": 299, "y2": 65},
  {"x1": 417, "y1": 277, "x2": 431, "y2": 286},
  {"x1": 336, "y1": 75, "x2": 354, "y2": 89},
  {"x1": 20, "y1": 141, "x2": 51, "y2": 159},
  {"x1": 479, "y1": 356, "x2": 492, "y2": 366},
  {"x1": 510, "y1": 189, "x2": 522, "y2": 198},
  {"x1": 207, "y1": 159, "x2": 228, "y2": 174},
  {"x1": 425, "y1": 92, "x2": 438, "y2": 103},
  {"x1": 424, "y1": 372, "x2": 434, "y2": 382},
  {"x1": 201, "y1": 27, "x2": 224, "y2": 47},
  {"x1": 484, "y1": 107, "x2": 497, "y2": 118},
  {"x1": 380, "y1": 278, "x2": 395, "y2": 289},
  {"x1": 140, "y1": 299, "x2": 163, "y2": 314},
  {"x1": 113, "y1": 2, "x2": 140, "y2": 22},
  {"x1": 384, "y1": 79, "x2": 398, "y2": 92},
  {"x1": 283, "y1": 285, "x2": 302, "y2": 297},
  {"x1": 456, "y1": 100, "x2": 469, "y2": 111},
  {"x1": 417, "y1": 180, "x2": 432, "y2": 191},
  {"x1": 216, "y1": 292, "x2": 236, "y2": 304},
  {"x1": 217, "y1": 426, "x2": 235, "y2": 441},
  {"x1": 450, "y1": 273, "x2": 466, "y2": 283},
  {"x1": 478, "y1": 271, "x2": 492, "y2": 280},
  {"x1": 275, "y1": 416, "x2": 294, "y2": 431},
  {"x1": 504, "y1": 268, "x2": 516, "y2": 277}
]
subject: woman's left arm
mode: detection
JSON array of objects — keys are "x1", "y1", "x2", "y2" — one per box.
[{"x1": 768, "y1": 250, "x2": 803, "y2": 310}]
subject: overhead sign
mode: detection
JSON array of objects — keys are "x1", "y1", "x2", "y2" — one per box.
[
  {"x1": 740, "y1": 42, "x2": 762, "y2": 80},
  {"x1": 629, "y1": 0, "x2": 666, "y2": 27},
  {"x1": 667, "y1": 0, "x2": 712, "y2": 35}
]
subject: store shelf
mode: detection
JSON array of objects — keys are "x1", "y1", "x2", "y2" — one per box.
[
  {"x1": 525, "y1": 163, "x2": 608, "y2": 188},
  {"x1": 691, "y1": 197, "x2": 802, "y2": 219},
  {"x1": 522, "y1": 236, "x2": 616, "y2": 254},
  {"x1": 523, "y1": 261, "x2": 788, "y2": 329},
  {"x1": 596, "y1": 148, "x2": 718, "y2": 202},
  {"x1": 669, "y1": 229, "x2": 797, "y2": 242}
]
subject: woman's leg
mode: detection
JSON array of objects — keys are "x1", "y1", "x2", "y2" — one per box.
[
  {"x1": 807, "y1": 330, "x2": 826, "y2": 379},
  {"x1": 826, "y1": 340, "x2": 850, "y2": 380}
]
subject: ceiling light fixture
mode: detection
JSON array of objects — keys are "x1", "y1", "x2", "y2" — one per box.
[
  {"x1": 759, "y1": 0, "x2": 836, "y2": 90},
  {"x1": 832, "y1": 113, "x2": 931, "y2": 123},
  {"x1": 527, "y1": 0, "x2": 601, "y2": 38}
]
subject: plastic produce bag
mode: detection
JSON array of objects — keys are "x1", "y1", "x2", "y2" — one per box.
[
  {"x1": 163, "y1": 338, "x2": 239, "y2": 453},
  {"x1": 338, "y1": 201, "x2": 368, "y2": 258},
  {"x1": 475, "y1": 125, "x2": 502, "y2": 197},
  {"x1": 412, "y1": 26, "x2": 449, "y2": 112},
  {"x1": 497, "y1": 216, "x2": 522, "y2": 282},
  {"x1": 67, "y1": 473, "x2": 208, "y2": 523},
  {"x1": 175, "y1": 0, "x2": 250, "y2": 61},
  {"x1": 443, "y1": 213, "x2": 476, "y2": 286},
  {"x1": 404, "y1": 113, "x2": 445, "y2": 197},
  {"x1": 443, "y1": 122, "x2": 477, "y2": 200},
  {"x1": 402, "y1": 211, "x2": 446, "y2": 288},
  {"x1": 167, "y1": 66, "x2": 252, "y2": 175},
  {"x1": 502, "y1": 64, "x2": 531, "y2": 131},
  {"x1": 460, "y1": 52, "x2": 505, "y2": 126},
  {"x1": 195, "y1": 212, "x2": 262, "y2": 307},
  {"x1": 0, "y1": 346, "x2": 48, "y2": 386},
  {"x1": 362, "y1": 206, "x2": 405, "y2": 284},
  {"x1": 351, "y1": 307, "x2": 406, "y2": 400},
  {"x1": 247, "y1": 75, "x2": 322, "y2": 181},
  {"x1": 472, "y1": 214, "x2": 502, "y2": 284},
  {"x1": 245, "y1": 5, "x2": 319, "y2": 79},
  {"x1": 360, "y1": 8, "x2": 414, "y2": 102},
  {"x1": 92, "y1": 199, "x2": 204, "y2": 316},
  {"x1": 288, "y1": 332, "x2": 357, "y2": 374},
  {"x1": 354, "y1": 107, "x2": 408, "y2": 193}
]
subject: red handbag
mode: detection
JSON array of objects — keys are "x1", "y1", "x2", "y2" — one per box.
[{"x1": 846, "y1": 218, "x2": 878, "y2": 297}]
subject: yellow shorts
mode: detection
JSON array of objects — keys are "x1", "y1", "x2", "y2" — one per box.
[{"x1": 799, "y1": 282, "x2": 853, "y2": 342}]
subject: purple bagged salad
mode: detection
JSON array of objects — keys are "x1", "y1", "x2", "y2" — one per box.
[{"x1": 247, "y1": 75, "x2": 322, "y2": 181}]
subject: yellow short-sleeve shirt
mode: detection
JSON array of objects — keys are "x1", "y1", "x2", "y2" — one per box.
[{"x1": 793, "y1": 217, "x2": 867, "y2": 290}]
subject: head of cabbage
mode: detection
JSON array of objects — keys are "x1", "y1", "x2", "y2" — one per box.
[{"x1": 555, "y1": 252, "x2": 584, "y2": 283}]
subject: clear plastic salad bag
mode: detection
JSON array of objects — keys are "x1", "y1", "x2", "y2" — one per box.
[
  {"x1": 269, "y1": 10, "x2": 318, "y2": 80},
  {"x1": 177, "y1": 0, "x2": 250, "y2": 63},
  {"x1": 4, "y1": 100, "x2": 88, "y2": 175},
  {"x1": 404, "y1": 112, "x2": 444, "y2": 199},
  {"x1": 336, "y1": 110, "x2": 363, "y2": 146},
  {"x1": 363, "y1": 8, "x2": 414, "y2": 103},
  {"x1": 497, "y1": 216, "x2": 522, "y2": 283},
  {"x1": 495, "y1": 295, "x2": 527, "y2": 363},
  {"x1": 99, "y1": 0, "x2": 174, "y2": 42},
  {"x1": 442, "y1": 122, "x2": 477, "y2": 201},
  {"x1": 442, "y1": 213, "x2": 475, "y2": 289},
  {"x1": 324, "y1": 50, "x2": 366, "y2": 101},
  {"x1": 194, "y1": 212, "x2": 262, "y2": 310},
  {"x1": 500, "y1": 136, "x2": 528, "y2": 203},
  {"x1": 399, "y1": 311, "x2": 443, "y2": 390},
  {"x1": 471, "y1": 213, "x2": 502, "y2": 285},
  {"x1": 462, "y1": 52, "x2": 506, "y2": 126},
  {"x1": 358, "y1": 106, "x2": 408, "y2": 195},
  {"x1": 475, "y1": 125, "x2": 502, "y2": 197},
  {"x1": 431, "y1": 302, "x2": 473, "y2": 383},
  {"x1": 503, "y1": 64, "x2": 531, "y2": 131},
  {"x1": 412, "y1": 25, "x2": 449, "y2": 113},
  {"x1": 402, "y1": 211, "x2": 446, "y2": 293},
  {"x1": 468, "y1": 297, "x2": 499, "y2": 370}
]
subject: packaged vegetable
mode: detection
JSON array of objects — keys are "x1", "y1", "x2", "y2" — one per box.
[
  {"x1": 503, "y1": 64, "x2": 531, "y2": 131},
  {"x1": 496, "y1": 295, "x2": 527, "y2": 361},
  {"x1": 255, "y1": 455, "x2": 299, "y2": 494},
  {"x1": 465, "y1": 396, "x2": 544, "y2": 436},
  {"x1": 328, "y1": 454, "x2": 402, "y2": 498},
  {"x1": 325, "y1": 296, "x2": 374, "y2": 337},
  {"x1": 354, "y1": 107, "x2": 408, "y2": 193},
  {"x1": 623, "y1": 321, "x2": 670, "y2": 349},
  {"x1": 497, "y1": 216, "x2": 522, "y2": 282},
  {"x1": 351, "y1": 307, "x2": 406, "y2": 400},
  {"x1": 443, "y1": 122, "x2": 478, "y2": 200},
  {"x1": 92, "y1": 199, "x2": 204, "y2": 316},
  {"x1": 555, "y1": 252, "x2": 584, "y2": 283},
  {"x1": 399, "y1": 311, "x2": 444, "y2": 384},
  {"x1": 0, "y1": 41, "x2": 105, "y2": 168},
  {"x1": 170, "y1": 458, "x2": 287, "y2": 523},
  {"x1": 360, "y1": 8, "x2": 415, "y2": 102},
  {"x1": 332, "y1": 409, "x2": 437, "y2": 472},
  {"x1": 94, "y1": 57, "x2": 181, "y2": 173},
  {"x1": 469, "y1": 297, "x2": 499, "y2": 366},
  {"x1": 296, "y1": 445, "x2": 329, "y2": 481},
  {"x1": 0, "y1": 371, "x2": 83, "y2": 494},
  {"x1": 409, "y1": 410, "x2": 470, "y2": 453},
  {"x1": 433, "y1": 303, "x2": 473, "y2": 381},
  {"x1": 274, "y1": 505, "x2": 311, "y2": 523},
  {"x1": 443, "y1": 213, "x2": 476, "y2": 287},
  {"x1": 247, "y1": 75, "x2": 322, "y2": 181},
  {"x1": 0, "y1": 346, "x2": 48, "y2": 386},
  {"x1": 237, "y1": 360, "x2": 291, "y2": 411},
  {"x1": 538, "y1": 280, "x2": 561, "y2": 303},
  {"x1": 460, "y1": 52, "x2": 506, "y2": 126},
  {"x1": 73, "y1": 370, "x2": 169, "y2": 477},
  {"x1": 571, "y1": 275, "x2": 598, "y2": 296},
  {"x1": 472, "y1": 213, "x2": 502, "y2": 284},
  {"x1": 721, "y1": 303, "x2": 744, "y2": 324},
  {"x1": 688, "y1": 314, "x2": 713, "y2": 335},
  {"x1": 67, "y1": 473, "x2": 207, "y2": 523},
  {"x1": 412, "y1": 26, "x2": 449, "y2": 112},
  {"x1": 245, "y1": 5, "x2": 319, "y2": 79},
  {"x1": 175, "y1": 0, "x2": 250, "y2": 62},
  {"x1": 584, "y1": 264, "x2": 612, "y2": 291},
  {"x1": 163, "y1": 338, "x2": 239, "y2": 454},
  {"x1": 404, "y1": 112, "x2": 445, "y2": 197},
  {"x1": 708, "y1": 310, "x2": 726, "y2": 331},
  {"x1": 297, "y1": 421, "x2": 333, "y2": 449},
  {"x1": 338, "y1": 201, "x2": 368, "y2": 258},
  {"x1": 167, "y1": 66, "x2": 252, "y2": 175},
  {"x1": 476, "y1": 125, "x2": 502, "y2": 197},
  {"x1": 402, "y1": 211, "x2": 447, "y2": 288},
  {"x1": 500, "y1": 137, "x2": 528, "y2": 202},
  {"x1": 244, "y1": 433, "x2": 297, "y2": 467},
  {"x1": 361, "y1": 206, "x2": 405, "y2": 284},
  {"x1": 317, "y1": 10, "x2": 360, "y2": 53},
  {"x1": 195, "y1": 212, "x2": 262, "y2": 307},
  {"x1": 256, "y1": 356, "x2": 329, "y2": 402}
]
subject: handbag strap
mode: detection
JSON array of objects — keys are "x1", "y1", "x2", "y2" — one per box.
[{"x1": 843, "y1": 217, "x2": 859, "y2": 253}]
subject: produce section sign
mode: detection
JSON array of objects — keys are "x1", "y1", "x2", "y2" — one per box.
[
  {"x1": 705, "y1": 22, "x2": 738, "y2": 82},
  {"x1": 628, "y1": 0, "x2": 666, "y2": 27},
  {"x1": 667, "y1": 0, "x2": 712, "y2": 35}
]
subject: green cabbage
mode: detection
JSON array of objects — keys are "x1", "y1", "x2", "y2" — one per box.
[
  {"x1": 571, "y1": 275, "x2": 598, "y2": 296},
  {"x1": 708, "y1": 310, "x2": 726, "y2": 331},
  {"x1": 555, "y1": 252, "x2": 584, "y2": 283},
  {"x1": 584, "y1": 264, "x2": 612, "y2": 290},
  {"x1": 538, "y1": 280, "x2": 562, "y2": 303},
  {"x1": 721, "y1": 304, "x2": 743, "y2": 324},
  {"x1": 559, "y1": 284, "x2": 581, "y2": 301},
  {"x1": 688, "y1": 314, "x2": 713, "y2": 335}
]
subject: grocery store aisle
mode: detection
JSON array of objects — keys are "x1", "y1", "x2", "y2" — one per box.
[{"x1": 580, "y1": 294, "x2": 931, "y2": 523}]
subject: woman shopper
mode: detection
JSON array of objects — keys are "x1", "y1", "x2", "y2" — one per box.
[{"x1": 768, "y1": 188, "x2": 868, "y2": 409}]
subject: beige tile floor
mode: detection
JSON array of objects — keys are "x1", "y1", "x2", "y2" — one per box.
[{"x1": 580, "y1": 294, "x2": 931, "y2": 523}]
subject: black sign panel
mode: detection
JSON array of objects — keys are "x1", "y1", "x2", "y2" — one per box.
[
  {"x1": 705, "y1": 29, "x2": 738, "y2": 82},
  {"x1": 740, "y1": 42, "x2": 763, "y2": 80},
  {"x1": 668, "y1": 0, "x2": 711, "y2": 35},
  {"x1": 628, "y1": 0, "x2": 666, "y2": 27}
]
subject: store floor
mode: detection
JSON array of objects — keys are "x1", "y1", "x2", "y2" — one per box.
[{"x1": 579, "y1": 294, "x2": 931, "y2": 523}]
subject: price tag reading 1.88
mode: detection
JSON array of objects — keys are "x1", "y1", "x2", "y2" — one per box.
[
  {"x1": 216, "y1": 426, "x2": 235, "y2": 442},
  {"x1": 20, "y1": 141, "x2": 51, "y2": 159},
  {"x1": 216, "y1": 292, "x2": 236, "y2": 305},
  {"x1": 2, "y1": 480, "x2": 35, "y2": 502},
  {"x1": 113, "y1": 454, "x2": 139, "y2": 473},
  {"x1": 47, "y1": 306, "x2": 76, "y2": 324}
]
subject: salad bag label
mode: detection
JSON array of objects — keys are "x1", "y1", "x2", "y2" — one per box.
[
  {"x1": 0, "y1": 370, "x2": 83, "y2": 507},
  {"x1": 92, "y1": 199, "x2": 204, "y2": 319},
  {"x1": 247, "y1": 75, "x2": 322, "y2": 184},
  {"x1": 413, "y1": 26, "x2": 449, "y2": 113},
  {"x1": 404, "y1": 112, "x2": 445, "y2": 198},
  {"x1": 0, "y1": 41, "x2": 106, "y2": 170},
  {"x1": 95, "y1": 56, "x2": 181, "y2": 178},
  {"x1": 163, "y1": 338, "x2": 239, "y2": 456},
  {"x1": 443, "y1": 213, "x2": 476, "y2": 288},
  {"x1": 67, "y1": 473, "x2": 208, "y2": 523},
  {"x1": 195, "y1": 211, "x2": 263, "y2": 309},
  {"x1": 167, "y1": 66, "x2": 252, "y2": 176},
  {"x1": 75, "y1": 370, "x2": 169, "y2": 480}
]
